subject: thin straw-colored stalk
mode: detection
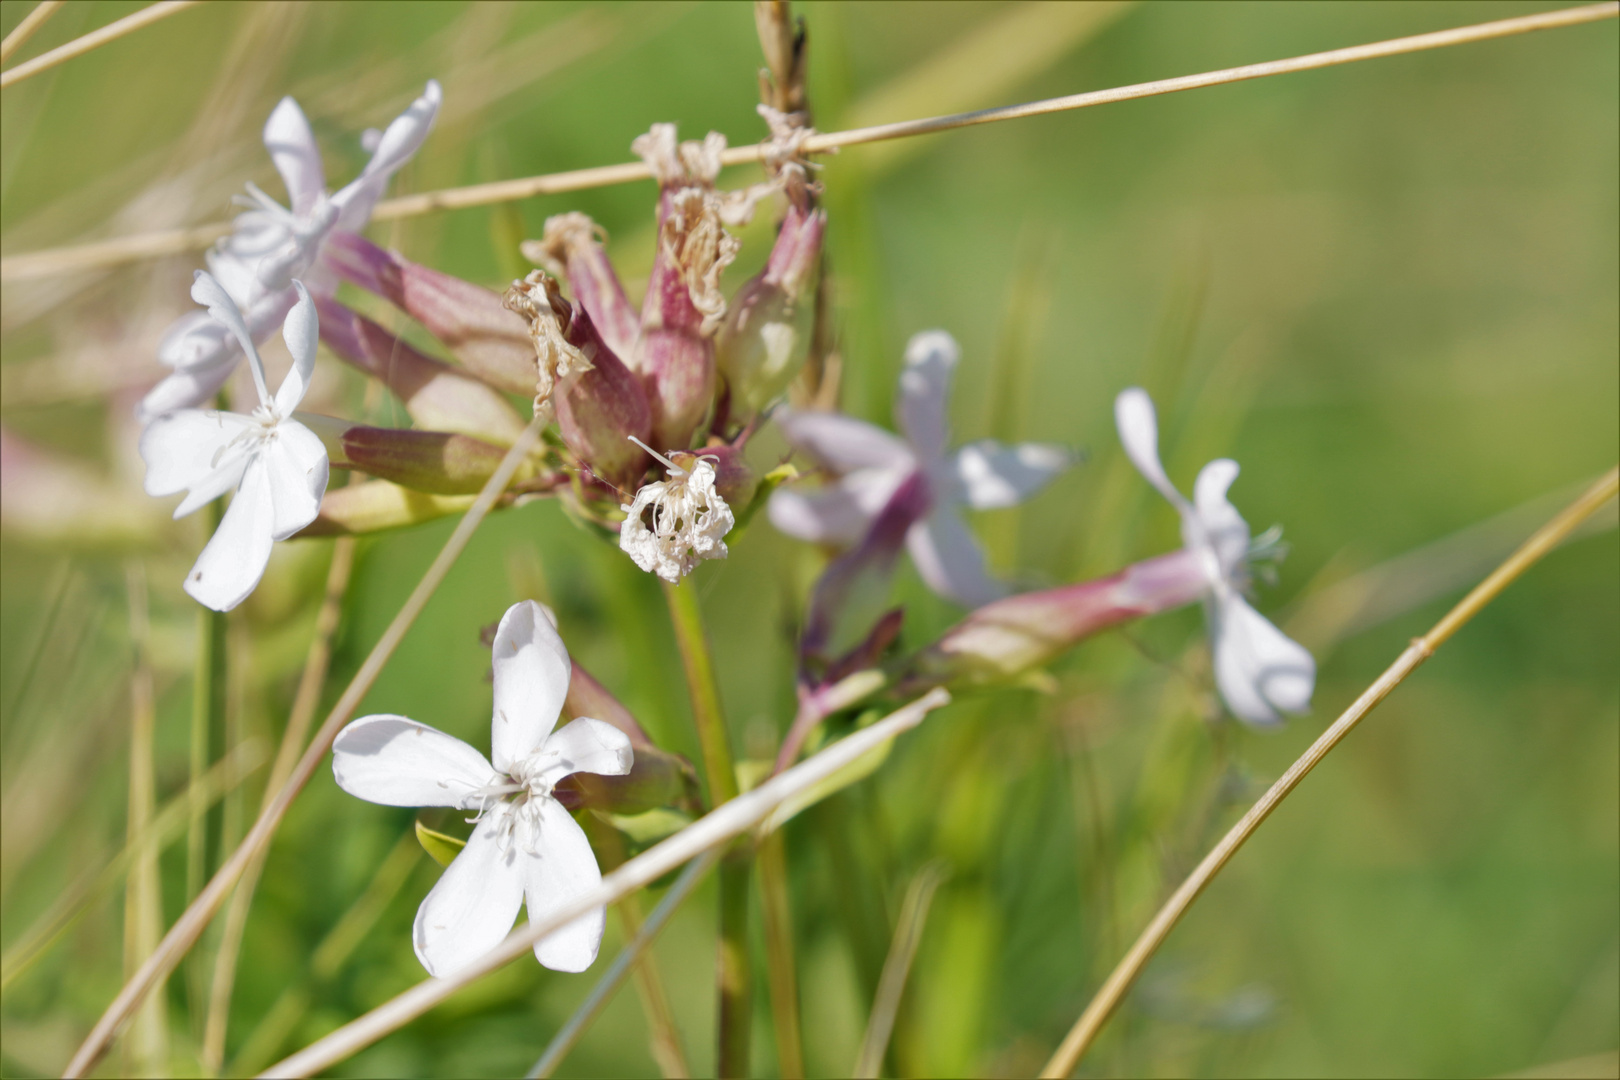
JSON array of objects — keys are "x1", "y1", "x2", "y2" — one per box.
[
  {"x1": 6, "y1": 3, "x2": 1615, "y2": 282},
  {"x1": 853, "y1": 860, "x2": 947, "y2": 1079},
  {"x1": 1039, "y1": 466, "x2": 1620, "y2": 1079},
  {"x1": 262, "y1": 689, "x2": 951, "y2": 1079},
  {"x1": 527, "y1": 849, "x2": 720, "y2": 1079},
  {"x1": 63, "y1": 418, "x2": 543, "y2": 1079},
  {"x1": 0, "y1": 738, "x2": 266, "y2": 989},
  {"x1": 0, "y1": 0, "x2": 66, "y2": 63},
  {"x1": 757, "y1": 831, "x2": 803, "y2": 1079},
  {"x1": 201, "y1": 538, "x2": 356, "y2": 1071},
  {"x1": 661, "y1": 578, "x2": 750, "y2": 1077},
  {"x1": 120, "y1": 563, "x2": 167, "y2": 1077},
  {"x1": 0, "y1": 0, "x2": 201, "y2": 88}
]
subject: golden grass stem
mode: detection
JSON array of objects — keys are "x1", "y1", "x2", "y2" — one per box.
[
  {"x1": 62, "y1": 419, "x2": 544, "y2": 1079},
  {"x1": 200, "y1": 537, "x2": 356, "y2": 1072},
  {"x1": 259, "y1": 689, "x2": 951, "y2": 1079},
  {"x1": 0, "y1": 0, "x2": 202, "y2": 88},
  {"x1": 0, "y1": 0, "x2": 66, "y2": 64},
  {"x1": 1039, "y1": 465, "x2": 1620, "y2": 1079},
  {"x1": 120, "y1": 563, "x2": 167, "y2": 1076},
  {"x1": 853, "y1": 860, "x2": 948, "y2": 1079},
  {"x1": 527, "y1": 850, "x2": 719, "y2": 1079},
  {"x1": 4, "y1": 3, "x2": 1614, "y2": 282}
]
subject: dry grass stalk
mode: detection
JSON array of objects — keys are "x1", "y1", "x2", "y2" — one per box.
[
  {"x1": 853, "y1": 860, "x2": 949, "y2": 1079},
  {"x1": 5, "y1": 3, "x2": 1614, "y2": 282},
  {"x1": 261, "y1": 689, "x2": 952, "y2": 1078},
  {"x1": 0, "y1": 0, "x2": 203, "y2": 88},
  {"x1": 0, "y1": 0, "x2": 66, "y2": 63},
  {"x1": 1039, "y1": 465, "x2": 1620, "y2": 1079},
  {"x1": 62, "y1": 420, "x2": 545, "y2": 1079}
]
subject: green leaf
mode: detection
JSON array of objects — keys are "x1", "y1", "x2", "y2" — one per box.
[{"x1": 415, "y1": 821, "x2": 466, "y2": 868}]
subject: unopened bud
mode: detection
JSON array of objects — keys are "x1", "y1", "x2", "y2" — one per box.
[
  {"x1": 716, "y1": 204, "x2": 825, "y2": 417},
  {"x1": 298, "y1": 478, "x2": 475, "y2": 536},
  {"x1": 522, "y1": 213, "x2": 639, "y2": 360},
  {"x1": 339, "y1": 426, "x2": 514, "y2": 495},
  {"x1": 314, "y1": 296, "x2": 526, "y2": 444},
  {"x1": 897, "y1": 548, "x2": 1211, "y2": 692},
  {"x1": 324, "y1": 230, "x2": 535, "y2": 395},
  {"x1": 553, "y1": 742, "x2": 701, "y2": 815}
]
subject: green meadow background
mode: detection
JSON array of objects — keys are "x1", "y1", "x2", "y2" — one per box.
[{"x1": 2, "y1": 2, "x2": 1615, "y2": 1076}]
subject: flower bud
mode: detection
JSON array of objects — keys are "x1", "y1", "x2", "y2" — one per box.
[
  {"x1": 339, "y1": 426, "x2": 512, "y2": 495},
  {"x1": 298, "y1": 478, "x2": 476, "y2": 536},
  {"x1": 522, "y1": 213, "x2": 639, "y2": 361},
  {"x1": 314, "y1": 296, "x2": 526, "y2": 444},
  {"x1": 716, "y1": 203, "x2": 825, "y2": 418},
  {"x1": 323, "y1": 230, "x2": 535, "y2": 395},
  {"x1": 505, "y1": 272, "x2": 652, "y2": 489},
  {"x1": 897, "y1": 548, "x2": 1212, "y2": 692},
  {"x1": 553, "y1": 742, "x2": 701, "y2": 815}
]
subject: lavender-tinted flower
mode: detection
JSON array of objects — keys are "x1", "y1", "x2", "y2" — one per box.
[
  {"x1": 716, "y1": 202, "x2": 826, "y2": 420},
  {"x1": 324, "y1": 231, "x2": 536, "y2": 396}
]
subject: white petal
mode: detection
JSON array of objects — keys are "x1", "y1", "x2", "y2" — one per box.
[
  {"x1": 332, "y1": 714, "x2": 496, "y2": 807},
  {"x1": 522, "y1": 799, "x2": 605, "y2": 973},
  {"x1": 905, "y1": 505, "x2": 1007, "y2": 608},
  {"x1": 413, "y1": 809, "x2": 526, "y2": 978},
  {"x1": 190, "y1": 271, "x2": 258, "y2": 359},
  {"x1": 775, "y1": 409, "x2": 913, "y2": 473},
  {"x1": 136, "y1": 361, "x2": 236, "y2": 422},
  {"x1": 895, "y1": 330, "x2": 959, "y2": 463},
  {"x1": 156, "y1": 310, "x2": 235, "y2": 371},
  {"x1": 274, "y1": 282, "x2": 319, "y2": 416},
  {"x1": 1114, "y1": 388, "x2": 1189, "y2": 513},
  {"x1": 263, "y1": 420, "x2": 329, "y2": 540},
  {"x1": 140, "y1": 409, "x2": 254, "y2": 500},
  {"x1": 490, "y1": 600, "x2": 572, "y2": 774},
  {"x1": 183, "y1": 458, "x2": 275, "y2": 612},
  {"x1": 951, "y1": 439, "x2": 1073, "y2": 510},
  {"x1": 1191, "y1": 458, "x2": 1251, "y2": 577},
  {"x1": 541, "y1": 717, "x2": 633, "y2": 784},
  {"x1": 766, "y1": 466, "x2": 908, "y2": 545},
  {"x1": 262, "y1": 96, "x2": 326, "y2": 213},
  {"x1": 332, "y1": 80, "x2": 442, "y2": 230},
  {"x1": 1210, "y1": 594, "x2": 1316, "y2": 727}
]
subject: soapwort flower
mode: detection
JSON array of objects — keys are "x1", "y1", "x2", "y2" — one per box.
[
  {"x1": 619, "y1": 439, "x2": 736, "y2": 583},
  {"x1": 331, "y1": 601, "x2": 632, "y2": 976},
  {"x1": 1115, "y1": 387, "x2": 1315, "y2": 726},
  {"x1": 140, "y1": 81, "x2": 442, "y2": 419},
  {"x1": 139, "y1": 273, "x2": 328, "y2": 612},
  {"x1": 769, "y1": 330, "x2": 1072, "y2": 607}
]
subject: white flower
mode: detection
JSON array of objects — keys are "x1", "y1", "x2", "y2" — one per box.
[
  {"x1": 619, "y1": 439, "x2": 735, "y2": 583},
  {"x1": 140, "y1": 81, "x2": 442, "y2": 420},
  {"x1": 768, "y1": 331, "x2": 1072, "y2": 607},
  {"x1": 1114, "y1": 387, "x2": 1315, "y2": 726},
  {"x1": 139, "y1": 272, "x2": 329, "y2": 612},
  {"x1": 331, "y1": 601, "x2": 632, "y2": 976}
]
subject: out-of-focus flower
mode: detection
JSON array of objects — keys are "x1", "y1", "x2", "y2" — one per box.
[
  {"x1": 716, "y1": 201, "x2": 825, "y2": 421},
  {"x1": 139, "y1": 274, "x2": 329, "y2": 611},
  {"x1": 769, "y1": 330, "x2": 1072, "y2": 607},
  {"x1": 1115, "y1": 387, "x2": 1315, "y2": 725},
  {"x1": 619, "y1": 439, "x2": 735, "y2": 583},
  {"x1": 141, "y1": 82, "x2": 441, "y2": 420},
  {"x1": 331, "y1": 601, "x2": 631, "y2": 975}
]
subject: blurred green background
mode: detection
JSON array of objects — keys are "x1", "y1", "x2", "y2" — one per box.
[{"x1": 2, "y1": 2, "x2": 1616, "y2": 1077}]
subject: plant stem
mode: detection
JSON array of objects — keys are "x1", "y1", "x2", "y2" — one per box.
[
  {"x1": 757, "y1": 830, "x2": 804, "y2": 1078},
  {"x1": 661, "y1": 578, "x2": 751, "y2": 1077},
  {"x1": 121, "y1": 563, "x2": 167, "y2": 1077},
  {"x1": 1039, "y1": 465, "x2": 1620, "y2": 1078}
]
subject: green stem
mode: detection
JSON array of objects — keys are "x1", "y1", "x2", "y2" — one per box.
[
  {"x1": 661, "y1": 579, "x2": 750, "y2": 1077},
  {"x1": 185, "y1": 503, "x2": 227, "y2": 904},
  {"x1": 758, "y1": 831, "x2": 804, "y2": 1078}
]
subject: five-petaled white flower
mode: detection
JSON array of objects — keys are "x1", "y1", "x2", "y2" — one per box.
[
  {"x1": 768, "y1": 330, "x2": 1072, "y2": 607},
  {"x1": 1114, "y1": 387, "x2": 1315, "y2": 726},
  {"x1": 619, "y1": 438, "x2": 735, "y2": 583},
  {"x1": 331, "y1": 601, "x2": 633, "y2": 976},
  {"x1": 141, "y1": 81, "x2": 442, "y2": 420},
  {"x1": 139, "y1": 272, "x2": 329, "y2": 612}
]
